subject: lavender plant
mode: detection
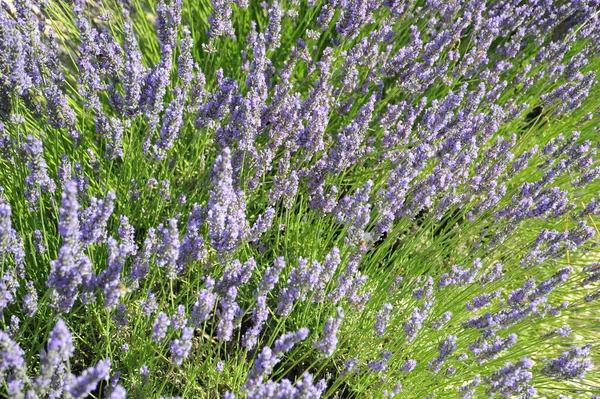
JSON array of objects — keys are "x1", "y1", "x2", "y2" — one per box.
[{"x1": 0, "y1": 0, "x2": 600, "y2": 397}]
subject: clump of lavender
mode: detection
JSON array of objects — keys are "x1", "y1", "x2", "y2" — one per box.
[{"x1": 1, "y1": 0, "x2": 600, "y2": 397}]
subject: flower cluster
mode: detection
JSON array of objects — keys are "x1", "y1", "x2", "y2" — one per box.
[{"x1": 0, "y1": 0, "x2": 599, "y2": 397}]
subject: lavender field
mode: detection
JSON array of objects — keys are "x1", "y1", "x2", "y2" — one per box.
[{"x1": 1, "y1": 0, "x2": 600, "y2": 397}]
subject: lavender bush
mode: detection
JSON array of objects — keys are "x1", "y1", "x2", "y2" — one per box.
[{"x1": 1, "y1": 0, "x2": 600, "y2": 397}]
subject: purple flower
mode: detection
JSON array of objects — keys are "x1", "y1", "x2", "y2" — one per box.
[
  {"x1": 108, "y1": 385, "x2": 127, "y2": 399},
  {"x1": 178, "y1": 205, "x2": 207, "y2": 272},
  {"x1": 23, "y1": 135, "x2": 56, "y2": 209},
  {"x1": 140, "y1": 291, "x2": 159, "y2": 317},
  {"x1": 171, "y1": 305, "x2": 188, "y2": 330},
  {"x1": 207, "y1": 0, "x2": 236, "y2": 40},
  {"x1": 139, "y1": 365, "x2": 149, "y2": 383},
  {"x1": 191, "y1": 278, "x2": 217, "y2": 326},
  {"x1": 155, "y1": 217, "x2": 182, "y2": 279},
  {"x1": 243, "y1": 257, "x2": 286, "y2": 349},
  {"x1": 469, "y1": 334, "x2": 518, "y2": 364},
  {"x1": 47, "y1": 181, "x2": 94, "y2": 313},
  {"x1": 0, "y1": 269, "x2": 18, "y2": 317},
  {"x1": 152, "y1": 312, "x2": 171, "y2": 343},
  {"x1": 207, "y1": 147, "x2": 249, "y2": 255},
  {"x1": 31, "y1": 319, "x2": 75, "y2": 396},
  {"x1": 401, "y1": 359, "x2": 417, "y2": 373},
  {"x1": 0, "y1": 330, "x2": 26, "y2": 398},
  {"x1": 428, "y1": 335, "x2": 457, "y2": 373},
  {"x1": 23, "y1": 280, "x2": 38, "y2": 317},
  {"x1": 314, "y1": 307, "x2": 344, "y2": 357},
  {"x1": 33, "y1": 229, "x2": 46, "y2": 254},
  {"x1": 541, "y1": 345, "x2": 593, "y2": 380},
  {"x1": 374, "y1": 303, "x2": 393, "y2": 337},
  {"x1": 153, "y1": 88, "x2": 186, "y2": 160},
  {"x1": 368, "y1": 350, "x2": 393, "y2": 373},
  {"x1": 216, "y1": 287, "x2": 242, "y2": 341},
  {"x1": 169, "y1": 327, "x2": 194, "y2": 365},
  {"x1": 178, "y1": 26, "x2": 194, "y2": 87},
  {"x1": 484, "y1": 358, "x2": 536, "y2": 398},
  {"x1": 96, "y1": 238, "x2": 129, "y2": 308},
  {"x1": 69, "y1": 359, "x2": 111, "y2": 399},
  {"x1": 430, "y1": 311, "x2": 453, "y2": 330},
  {"x1": 245, "y1": 328, "x2": 309, "y2": 391}
]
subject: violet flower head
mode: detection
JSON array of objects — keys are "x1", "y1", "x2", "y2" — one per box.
[
  {"x1": 155, "y1": 217, "x2": 182, "y2": 279},
  {"x1": 216, "y1": 286, "x2": 242, "y2": 341},
  {"x1": 23, "y1": 135, "x2": 56, "y2": 209},
  {"x1": 207, "y1": 147, "x2": 249, "y2": 255},
  {"x1": 541, "y1": 345, "x2": 593, "y2": 380},
  {"x1": 484, "y1": 358, "x2": 536, "y2": 399},
  {"x1": 69, "y1": 359, "x2": 112, "y2": 399},
  {"x1": 374, "y1": 303, "x2": 393, "y2": 337},
  {"x1": 169, "y1": 327, "x2": 194, "y2": 366},
  {"x1": 245, "y1": 327, "x2": 309, "y2": 391},
  {"x1": 47, "y1": 181, "x2": 94, "y2": 313},
  {"x1": 152, "y1": 312, "x2": 171, "y2": 343},
  {"x1": 23, "y1": 280, "x2": 38, "y2": 317},
  {"x1": 32, "y1": 319, "x2": 75, "y2": 396},
  {"x1": 314, "y1": 307, "x2": 344, "y2": 357},
  {"x1": 207, "y1": 0, "x2": 236, "y2": 40},
  {"x1": 191, "y1": 278, "x2": 217, "y2": 326},
  {"x1": 0, "y1": 330, "x2": 26, "y2": 398},
  {"x1": 0, "y1": 269, "x2": 19, "y2": 318},
  {"x1": 401, "y1": 359, "x2": 417, "y2": 373},
  {"x1": 33, "y1": 229, "x2": 46, "y2": 254}
]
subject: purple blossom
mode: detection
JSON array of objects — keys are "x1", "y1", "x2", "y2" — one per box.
[
  {"x1": 0, "y1": 330, "x2": 26, "y2": 398},
  {"x1": 243, "y1": 257, "x2": 286, "y2": 349},
  {"x1": 0, "y1": 269, "x2": 18, "y2": 317},
  {"x1": 96, "y1": 238, "x2": 129, "y2": 308},
  {"x1": 23, "y1": 135, "x2": 56, "y2": 209},
  {"x1": 178, "y1": 26, "x2": 194, "y2": 87},
  {"x1": 23, "y1": 280, "x2": 38, "y2": 317},
  {"x1": 155, "y1": 217, "x2": 182, "y2": 279},
  {"x1": 484, "y1": 358, "x2": 536, "y2": 398},
  {"x1": 31, "y1": 319, "x2": 75, "y2": 397},
  {"x1": 139, "y1": 365, "x2": 149, "y2": 383},
  {"x1": 430, "y1": 311, "x2": 453, "y2": 330},
  {"x1": 428, "y1": 335, "x2": 457, "y2": 373},
  {"x1": 33, "y1": 229, "x2": 46, "y2": 254},
  {"x1": 140, "y1": 291, "x2": 158, "y2": 317},
  {"x1": 314, "y1": 307, "x2": 344, "y2": 357},
  {"x1": 207, "y1": 147, "x2": 249, "y2": 255},
  {"x1": 171, "y1": 304, "x2": 188, "y2": 330},
  {"x1": 216, "y1": 286, "x2": 242, "y2": 341},
  {"x1": 466, "y1": 291, "x2": 502, "y2": 311},
  {"x1": 368, "y1": 350, "x2": 393, "y2": 373},
  {"x1": 177, "y1": 205, "x2": 207, "y2": 271},
  {"x1": 153, "y1": 88, "x2": 186, "y2": 160},
  {"x1": 191, "y1": 278, "x2": 218, "y2": 326},
  {"x1": 112, "y1": 303, "x2": 128, "y2": 328},
  {"x1": 245, "y1": 328, "x2": 309, "y2": 392},
  {"x1": 401, "y1": 359, "x2": 417, "y2": 373},
  {"x1": 47, "y1": 181, "x2": 94, "y2": 313},
  {"x1": 152, "y1": 312, "x2": 171, "y2": 343},
  {"x1": 404, "y1": 303, "x2": 430, "y2": 342},
  {"x1": 108, "y1": 385, "x2": 127, "y2": 399},
  {"x1": 68, "y1": 359, "x2": 111, "y2": 399},
  {"x1": 169, "y1": 327, "x2": 194, "y2": 365},
  {"x1": 207, "y1": 0, "x2": 236, "y2": 40},
  {"x1": 374, "y1": 303, "x2": 393, "y2": 337},
  {"x1": 541, "y1": 345, "x2": 593, "y2": 380},
  {"x1": 469, "y1": 334, "x2": 518, "y2": 364}
]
